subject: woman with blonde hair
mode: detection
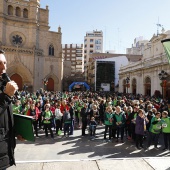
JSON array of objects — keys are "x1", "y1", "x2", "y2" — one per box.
[
  {"x1": 113, "y1": 106, "x2": 126, "y2": 142},
  {"x1": 103, "y1": 106, "x2": 114, "y2": 142}
]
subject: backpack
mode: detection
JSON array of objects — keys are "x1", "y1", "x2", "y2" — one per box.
[{"x1": 64, "y1": 111, "x2": 71, "y2": 121}]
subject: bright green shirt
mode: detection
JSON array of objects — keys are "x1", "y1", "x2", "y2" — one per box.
[
  {"x1": 150, "y1": 117, "x2": 162, "y2": 134},
  {"x1": 162, "y1": 117, "x2": 170, "y2": 133},
  {"x1": 12, "y1": 105, "x2": 21, "y2": 114}
]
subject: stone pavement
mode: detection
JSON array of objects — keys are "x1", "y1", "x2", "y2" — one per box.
[
  {"x1": 8, "y1": 125, "x2": 170, "y2": 170},
  {"x1": 8, "y1": 158, "x2": 170, "y2": 170}
]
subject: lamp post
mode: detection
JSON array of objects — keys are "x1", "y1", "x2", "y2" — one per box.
[
  {"x1": 158, "y1": 70, "x2": 168, "y2": 99},
  {"x1": 126, "y1": 77, "x2": 130, "y2": 93},
  {"x1": 42, "y1": 78, "x2": 48, "y2": 90}
]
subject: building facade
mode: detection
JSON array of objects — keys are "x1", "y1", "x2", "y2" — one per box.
[
  {"x1": 88, "y1": 53, "x2": 129, "y2": 91},
  {"x1": 0, "y1": 0, "x2": 63, "y2": 92},
  {"x1": 84, "y1": 30, "x2": 103, "y2": 81},
  {"x1": 62, "y1": 44, "x2": 84, "y2": 91},
  {"x1": 119, "y1": 30, "x2": 170, "y2": 98}
]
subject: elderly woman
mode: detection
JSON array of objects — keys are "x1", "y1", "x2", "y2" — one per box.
[
  {"x1": 104, "y1": 106, "x2": 114, "y2": 142},
  {"x1": 42, "y1": 104, "x2": 54, "y2": 138},
  {"x1": 135, "y1": 109, "x2": 149, "y2": 149},
  {"x1": 113, "y1": 106, "x2": 126, "y2": 143}
]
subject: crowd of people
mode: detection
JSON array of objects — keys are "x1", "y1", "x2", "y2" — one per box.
[{"x1": 12, "y1": 89, "x2": 170, "y2": 151}]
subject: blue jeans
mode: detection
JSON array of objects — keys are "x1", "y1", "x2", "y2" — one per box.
[{"x1": 64, "y1": 123, "x2": 71, "y2": 136}]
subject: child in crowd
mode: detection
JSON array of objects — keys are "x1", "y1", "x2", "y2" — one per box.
[
  {"x1": 89, "y1": 117, "x2": 97, "y2": 139},
  {"x1": 161, "y1": 111, "x2": 170, "y2": 150},
  {"x1": 63, "y1": 109, "x2": 71, "y2": 137},
  {"x1": 146, "y1": 112, "x2": 162, "y2": 150}
]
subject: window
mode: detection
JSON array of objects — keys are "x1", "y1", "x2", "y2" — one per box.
[
  {"x1": 95, "y1": 39, "x2": 101, "y2": 44},
  {"x1": 90, "y1": 50, "x2": 93, "y2": 53},
  {"x1": 49, "y1": 44, "x2": 54, "y2": 56},
  {"x1": 90, "y1": 39, "x2": 93, "y2": 42},
  {"x1": 23, "y1": 8, "x2": 28, "y2": 18},
  {"x1": 96, "y1": 46, "x2": 101, "y2": 50},
  {"x1": 90, "y1": 44, "x2": 93, "y2": 48},
  {"x1": 16, "y1": 7, "x2": 21, "y2": 17},
  {"x1": 76, "y1": 50, "x2": 82, "y2": 53},
  {"x1": 8, "y1": 5, "x2": 13, "y2": 15}
]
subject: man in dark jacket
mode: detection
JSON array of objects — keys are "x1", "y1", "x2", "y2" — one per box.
[
  {"x1": 0, "y1": 50, "x2": 18, "y2": 169},
  {"x1": 80, "y1": 103, "x2": 89, "y2": 136}
]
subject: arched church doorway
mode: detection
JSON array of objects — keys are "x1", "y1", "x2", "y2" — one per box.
[
  {"x1": 144, "y1": 77, "x2": 151, "y2": 96},
  {"x1": 10, "y1": 73, "x2": 22, "y2": 90},
  {"x1": 132, "y1": 78, "x2": 136, "y2": 95},
  {"x1": 123, "y1": 79, "x2": 126, "y2": 93},
  {"x1": 47, "y1": 78, "x2": 54, "y2": 91}
]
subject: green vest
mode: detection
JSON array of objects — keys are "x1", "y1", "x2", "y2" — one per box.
[
  {"x1": 104, "y1": 112, "x2": 113, "y2": 125},
  {"x1": 150, "y1": 117, "x2": 162, "y2": 134},
  {"x1": 43, "y1": 111, "x2": 52, "y2": 124},
  {"x1": 115, "y1": 113, "x2": 123, "y2": 122},
  {"x1": 162, "y1": 117, "x2": 170, "y2": 133}
]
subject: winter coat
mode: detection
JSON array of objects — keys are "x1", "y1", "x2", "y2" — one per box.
[
  {"x1": 135, "y1": 115, "x2": 145, "y2": 135},
  {"x1": 80, "y1": 107, "x2": 89, "y2": 122},
  {"x1": 0, "y1": 93, "x2": 16, "y2": 170}
]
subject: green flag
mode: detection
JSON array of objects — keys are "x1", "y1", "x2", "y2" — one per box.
[{"x1": 161, "y1": 39, "x2": 170, "y2": 64}]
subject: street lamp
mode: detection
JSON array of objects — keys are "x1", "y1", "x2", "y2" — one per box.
[
  {"x1": 126, "y1": 77, "x2": 130, "y2": 93},
  {"x1": 42, "y1": 78, "x2": 48, "y2": 90},
  {"x1": 158, "y1": 70, "x2": 168, "y2": 99}
]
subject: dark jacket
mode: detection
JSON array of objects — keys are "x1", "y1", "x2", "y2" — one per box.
[
  {"x1": 135, "y1": 115, "x2": 145, "y2": 135},
  {"x1": 0, "y1": 93, "x2": 16, "y2": 170},
  {"x1": 69, "y1": 106, "x2": 74, "y2": 120},
  {"x1": 80, "y1": 107, "x2": 89, "y2": 122}
]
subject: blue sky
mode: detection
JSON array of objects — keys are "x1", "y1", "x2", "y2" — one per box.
[{"x1": 40, "y1": 0, "x2": 170, "y2": 53}]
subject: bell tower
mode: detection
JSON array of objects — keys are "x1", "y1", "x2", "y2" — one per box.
[
  {"x1": 0, "y1": 0, "x2": 7, "y2": 16},
  {"x1": 29, "y1": 0, "x2": 40, "y2": 23}
]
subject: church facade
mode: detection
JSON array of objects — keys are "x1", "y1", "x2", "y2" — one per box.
[
  {"x1": 119, "y1": 30, "x2": 170, "y2": 99},
  {"x1": 0, "y1": 0, "x2": 63, "y2": 92}
]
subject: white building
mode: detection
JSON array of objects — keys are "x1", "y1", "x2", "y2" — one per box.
[
  {"x1": 84, "y1": 30, "x2": 103, "y2": 81},
  {"x1": 98, "y1": 56, "x2": 128, "y2": 87},
  {"x1": 119, "y1": 30, "x2": 170, "y2": 98}
]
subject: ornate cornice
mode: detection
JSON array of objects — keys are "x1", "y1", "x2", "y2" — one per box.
[
  {"x1": 2, "y1": 46, "x2": 33, "y2": 54},
  {"x1": 1, "y1": 46, "x2": 44, "y2": 56}
]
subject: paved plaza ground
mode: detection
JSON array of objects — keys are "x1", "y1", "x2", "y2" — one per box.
[{"x1": 8, "y1": 125, "x2": 170, "y2": 170}]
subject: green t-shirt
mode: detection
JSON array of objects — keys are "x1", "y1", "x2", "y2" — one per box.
[
  {"x1": 162, "y1": 117, "x2": 170, "y2": 133},
  {"x1": 43, "y1": 111, "x2": 52, "y2": 124},
  {"x1": 12, "y1": 104, "x2": 21, "y2": 114},
  {"x1": 150, "y1": 117, "x2": 162, "y2": 134}
]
